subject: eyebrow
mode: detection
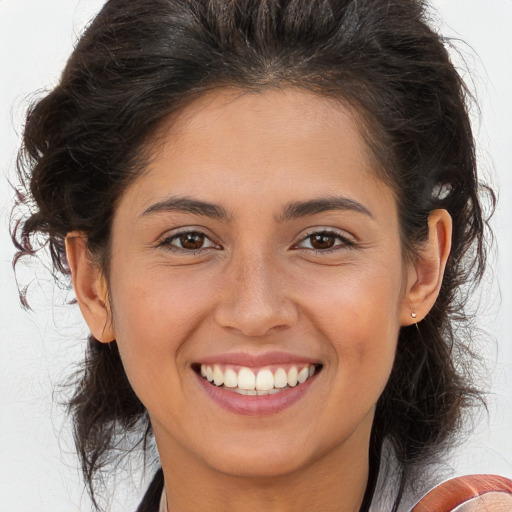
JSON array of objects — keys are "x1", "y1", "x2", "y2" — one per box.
[
  {"x1": 139, "y1": 195, "x2": 373, "y2": 222},
  {"x1": 139, "y1": 196, "x2": 231, "y2": 220},
  {"x1": 276, "y1": 196, "x2": 374, "y2": 222}
]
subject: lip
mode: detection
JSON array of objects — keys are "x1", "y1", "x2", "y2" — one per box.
[
  {"x1": 195, "y1": 371, "x2": 317, "y2": 416},
  {"x1": 193, "y1": 352, "x2": 321, "y2": 416},
  {"x1": 196, "y1": 351, "x2": 321, "y2": 367}
]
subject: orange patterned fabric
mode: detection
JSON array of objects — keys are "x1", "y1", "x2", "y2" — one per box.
[{"x1": 411, "y1": 474, "x2": 512, "y2": 512}]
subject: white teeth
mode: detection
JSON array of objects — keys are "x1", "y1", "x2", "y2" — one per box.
[
  {"x1": 256, "y1": 369, "x2": 274, "y2": 391},
  {"x1": 223, "y1": 368, "x2": 238, "y2": 388},
  {"x1": 238, "y1": 367, "x2": 256, "y2": 390},
  {"x1": 213, "y1": 365, "x2": 223, "y2": 386},
  {"x1": 287, "y1": 367, "x2": 298, "y2": 387},
  {"x1": 236, "y1": 388, "x2": 257, "y2": 396},
  {"x1": 274, "y1": 368, "x2": 288, "y2": 388},
  {"x1": 297, "y1": 366, "x2": 309, "y2": 384},
  {"x1": 199, "y1": 364, "x2": 319, "y2": 392}
]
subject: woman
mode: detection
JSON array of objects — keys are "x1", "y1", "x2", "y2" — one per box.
[{"x1": 10, "y1": 0, "x2": 512, "y2": 510}]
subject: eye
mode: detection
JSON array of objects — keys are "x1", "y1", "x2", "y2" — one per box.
[
  {"x1": 296, "y1": 230, "x2": 356, "y2": 252},
  {"x1": 159, "y1": 230, "x2": 219, "y2": 252}
]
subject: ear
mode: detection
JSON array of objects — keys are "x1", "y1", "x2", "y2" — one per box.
[
  {"x1": 65, "y1": 231, "x2": 115, "y2": 343},
  {"x1": 400, "y1": 209, "x2": 452, "y2": 326}
]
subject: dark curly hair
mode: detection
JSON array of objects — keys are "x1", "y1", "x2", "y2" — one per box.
[{"x1": 12, "y1": 0, "x2": 494, "y2": 510}]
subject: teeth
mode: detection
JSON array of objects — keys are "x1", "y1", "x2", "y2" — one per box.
[
  {"x1": 238, "y1": 367, "x2": 256, "y2": 390},
  {"x1": 297, "y1": 367, "x2": 309, "y2": 384},
  {"x1": 224, "y1": 368, "x2": 238, "y2": 388},
  {"x1": 213, "y1": 365, "x2": 223, "y2": 386},
  {"x1": 287, "y1": 367, "x2": 298, "y2": 387},
  {"x1": 256, "y1": 369, "x2": 274, "y2": 391},
  {"x1": 199, "y1": 363, "x2": 319, "y2": 392},
  {"x1": 274, "y1": 368, "x2": 288, "y2": 388},
  {"x1": 235, "y1": 388, "x2": 257, "y2": 396}
]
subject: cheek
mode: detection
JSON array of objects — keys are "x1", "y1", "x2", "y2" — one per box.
[
  {"x1": 107, "y1": 269, "x2": 210, "y2": 394},
  {"x1": 112, "y1": 265, "x2": 206, "y2": 337},
  {"x1": 303, "y1": 263, "x2": 404, "y2": 337},
  {"x1": 299, "y1": 264, "x2": 403, "y2": 389}
]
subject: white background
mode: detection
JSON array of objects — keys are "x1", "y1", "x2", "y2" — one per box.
[{"x1": 1, "y1": 1, "x2": 511, "y2": 511}]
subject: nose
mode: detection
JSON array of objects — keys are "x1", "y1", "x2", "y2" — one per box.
[{"x1": 213, "y1": 254, "x2": 298, "y2": 337}]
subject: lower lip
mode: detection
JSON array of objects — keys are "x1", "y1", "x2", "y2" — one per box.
[{"x1": 195, "y1": 372, "x2": 317, "y2": 416}]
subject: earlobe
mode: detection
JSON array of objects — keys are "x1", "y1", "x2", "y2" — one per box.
[
  {"x1": 401, "y1": 209, "x2": 452, "y2": 326},
  {"x1": 65, "y1": 232, "x2": 115, "y2": 343}
]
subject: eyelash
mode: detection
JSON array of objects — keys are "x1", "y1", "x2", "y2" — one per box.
[
  {"x1": 157, "y1": 230, "x2": 221, "y2": 254},
  {"x1": 294, "y1": 229, "x2": 357, "y2": 253},
  {"x1": 157, "y1": 229, "x2": 356, "y2": 255}
]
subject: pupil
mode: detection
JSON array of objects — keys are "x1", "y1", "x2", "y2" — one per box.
[
  {"x1": 311, "y1": 233, "x2": 335, "y2": 249},
  {"x1": 181, "y1": 232, "x2": 204, "y2": 249}
]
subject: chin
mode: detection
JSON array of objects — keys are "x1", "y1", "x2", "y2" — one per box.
[{"x1": 201, "y1": 437, "x2": 313, "y2": 479}]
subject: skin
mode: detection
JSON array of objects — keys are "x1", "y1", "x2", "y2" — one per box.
[{"x1": 66, "y1": 88, "x2": 452, "y2": 512}]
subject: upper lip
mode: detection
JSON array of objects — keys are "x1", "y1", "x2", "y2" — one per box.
[{"x1": 196, "y1": 351, "x2": 322, "y2": 367}]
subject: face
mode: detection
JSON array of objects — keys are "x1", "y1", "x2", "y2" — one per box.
[{"x1": 103, "y1": 89, "x2": 413, "y2": 479}]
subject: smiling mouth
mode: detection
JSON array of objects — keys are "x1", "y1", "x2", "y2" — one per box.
[{"x1": 193, "y1": 363, "x2": 322, "y2": 396}]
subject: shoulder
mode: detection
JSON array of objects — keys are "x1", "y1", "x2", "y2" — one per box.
[{"x1": 411, "y1": 474, "x2": 512, "y2": 512}]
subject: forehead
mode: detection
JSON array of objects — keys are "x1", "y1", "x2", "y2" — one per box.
[
  {"x1": 145, "y1": 88, "x2": 378, "y2": 181},
  {"x1": 120, "y1": 87, "x2": 395, "y2": 223},
  {"x1": 168, "y1": 87, "x2": 361, "y2": 138}
]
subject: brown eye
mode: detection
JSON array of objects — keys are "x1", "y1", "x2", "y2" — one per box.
[
  {"x1": 309, "y1": 233, "x2": 336, "y2": 250},
  {"x1": 179, "y1": 232, "x2": 206, "y2": 250},
  {"x1": 160, "y1": 230, "x2": 218, "y2": 252},
  {"x1": 296, "y1": 230, "x2": 356, "y2": 252}
]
